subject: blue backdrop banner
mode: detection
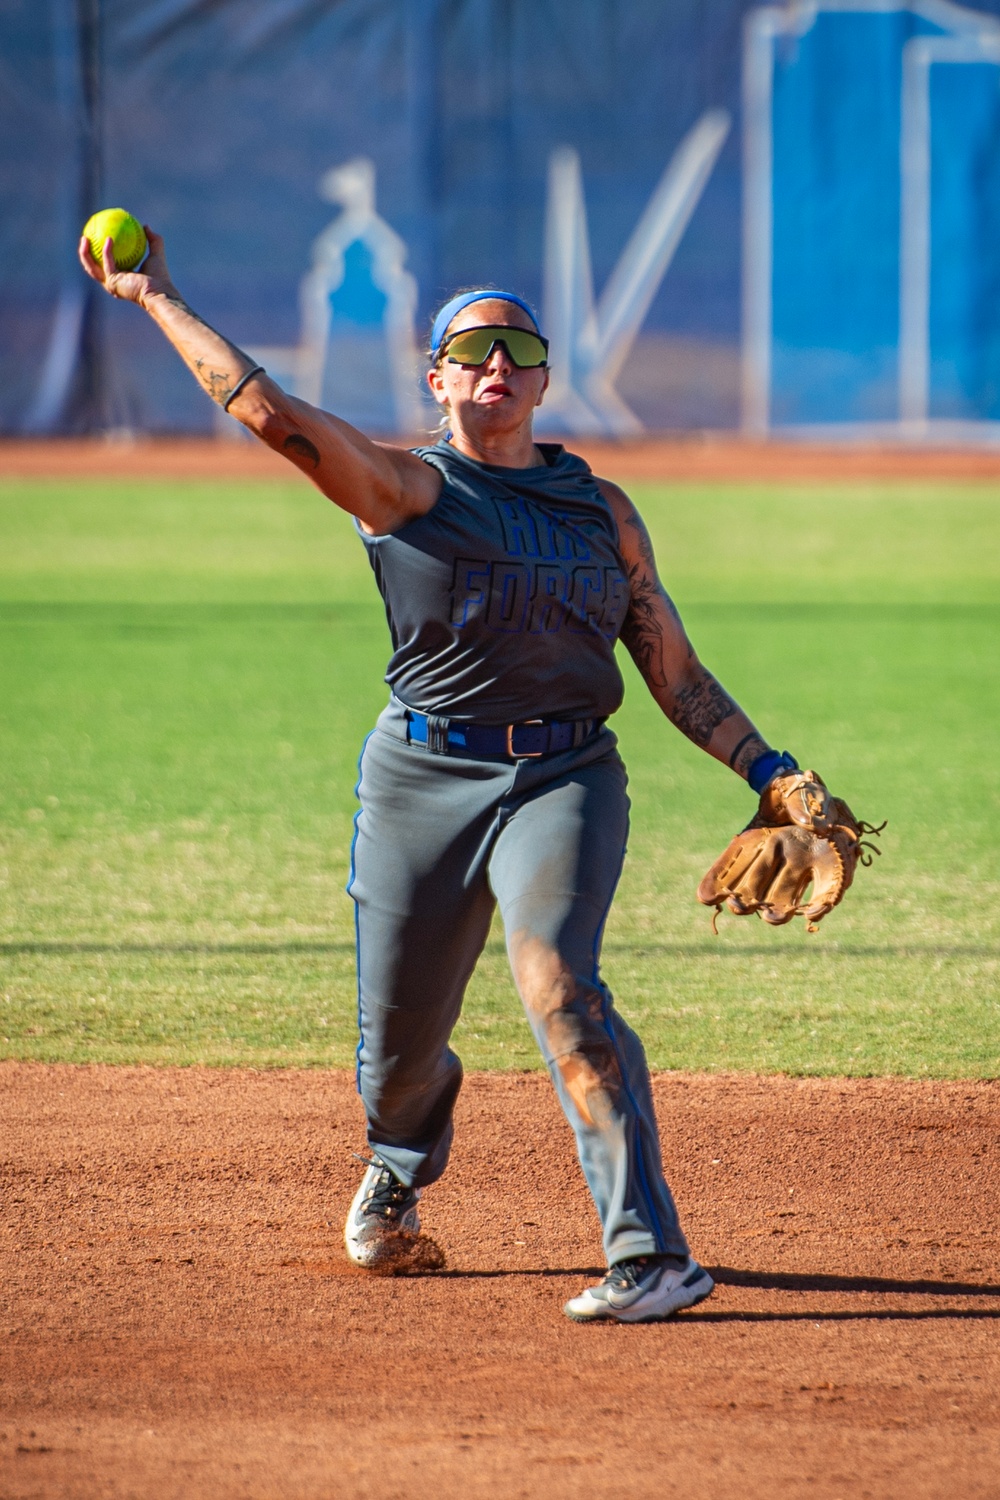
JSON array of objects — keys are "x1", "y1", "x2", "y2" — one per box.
[{"x1": 4, "y1": 0, "x2": 1000, "y2": 436}]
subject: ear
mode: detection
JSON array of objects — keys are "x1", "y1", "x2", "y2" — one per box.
[
  {"x1": 426, "y1": 364, "x2": 449, "y2": 408},
  {"x1": 534, "y1": 367, "x2": 550, "y2": 408}
]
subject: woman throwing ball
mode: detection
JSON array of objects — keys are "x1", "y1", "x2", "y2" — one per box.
[{"x1": 80, "y1": 225, "x2": 796, "y2": 1323}]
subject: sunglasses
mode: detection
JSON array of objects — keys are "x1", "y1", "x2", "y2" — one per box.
[{"x1": 441, "y1": 325, "x2": 549, "y2": 368}]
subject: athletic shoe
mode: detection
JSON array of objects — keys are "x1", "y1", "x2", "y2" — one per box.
[
  {"x1": 344, "y1": 1155, "x2": 423, "y2": 1270},
  {"x1": 563, "y1": 1255, "x2": 714, "y2": 1323}
]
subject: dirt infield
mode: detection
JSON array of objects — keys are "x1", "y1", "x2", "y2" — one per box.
[
  {"x1": 2, "y1": 1064, "x2": 998, "y2": 1499},
  {"x1": 5, "y1": 434, "x2": 1000, "y2": 484}
]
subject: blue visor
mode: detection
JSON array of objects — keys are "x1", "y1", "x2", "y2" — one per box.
[{"x1": 430, "y1": 290, "x2": 541, "y2": 358}]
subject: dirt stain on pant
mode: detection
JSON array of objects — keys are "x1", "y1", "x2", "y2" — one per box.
[{"x1": 508, "y1": 930, "x2": 623, "y2": 1130}]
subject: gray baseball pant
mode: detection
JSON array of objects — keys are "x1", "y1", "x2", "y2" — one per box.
[{"x1": 347, "y1": 698, "x2": 689, "y2": 1266}]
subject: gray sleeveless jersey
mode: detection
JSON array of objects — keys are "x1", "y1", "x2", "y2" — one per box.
[{"x1": 356, "y1": 441, "x2": 630, "y2": 723}]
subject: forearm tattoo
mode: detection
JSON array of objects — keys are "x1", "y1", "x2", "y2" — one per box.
[
  {"x1": 193, "y1": 355, "x2": 240, "y2": 404},
  {"x1": 729, "y1": 730, "x2": 770, "y2": 779},
  {"x1": 669, "y1": 671, "x2": 739, "y2": 747},
  {"x1": 158, "y1": 292, "x2": 254, "y2": 407}
]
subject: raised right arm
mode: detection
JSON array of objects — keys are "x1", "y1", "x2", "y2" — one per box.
[{"x1": 78, "y1": 228, "x2": 441, "y2": 534}]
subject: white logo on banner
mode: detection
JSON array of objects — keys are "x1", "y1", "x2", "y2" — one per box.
[
  {"x1": 233, "y1": 120, "x2": 729, "y2": 439},
  {"x1": 538, "y1": 111, "x2": 731, "y2": 436},
  {"x1": 240, "y1": 158, "x2": 422, "y2": 436}
]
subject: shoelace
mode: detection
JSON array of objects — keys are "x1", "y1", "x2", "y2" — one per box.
[
  {"x1": 356, "y1": 1156, "x2": 413, "y2": 1221},
  {"x1": 604, "y1": 1255, "x2": 680, "y2": 1292},
  {"x1": 604, "y1": 1258, "x2": 648, "y2": 1292}
]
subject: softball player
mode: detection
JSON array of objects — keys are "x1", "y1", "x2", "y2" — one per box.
[{"x1": 81, "y1": 229, "x2": 793, "y2": 1322}]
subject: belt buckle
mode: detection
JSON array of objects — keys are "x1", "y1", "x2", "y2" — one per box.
[{"x1": 507, "y1": 719, "x2": 544, "y2": 758}]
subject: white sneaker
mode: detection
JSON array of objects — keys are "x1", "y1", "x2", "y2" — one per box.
[
  {"x1": 564, "y1": 1256, "x2": 714, "y2": 1323},
  {"x1": 344, "y1": 1157, "x2": 422, "y2": 1269}
]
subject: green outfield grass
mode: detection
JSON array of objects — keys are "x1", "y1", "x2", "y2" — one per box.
[{"x1": 1, "y1": 473, "x2": 997, "y2": 1076}]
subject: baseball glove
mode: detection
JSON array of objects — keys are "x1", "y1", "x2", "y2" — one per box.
[{"x1": 697, "y1": 770, "x2": 884, "y2": 934}]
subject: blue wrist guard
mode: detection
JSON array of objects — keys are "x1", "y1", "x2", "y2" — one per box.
[{"x1": 747, "y1": 749, "x2": 799, "y2": 796}]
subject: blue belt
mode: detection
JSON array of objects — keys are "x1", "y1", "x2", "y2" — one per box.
[{"x1": 404, "y1": 708, "x2": 603, "y2": 759}]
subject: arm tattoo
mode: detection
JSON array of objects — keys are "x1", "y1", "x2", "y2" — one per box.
[
  {"x1": 618, "y1": 511, "x2": 687, "y2": 688},
  {"x1": 669, "y1": 671, "x2": 739, "y2": 747},
  {"x1": 729, "y1": 731, "x2": 770, "y2": 779},
  {"x1": 159, "y1": 293, "x2": 254, "y2": 407},
  {"x1": 162, "y1": 291, "x2": 197, "y2": 319},
  {"x1": 282, "y1": 433, "x2": 321, "y2": 469},
  {"x1": 614, "y1": 500, "x2": 757, "y2": 758},
  {"x1": 193, "y1": 355, "x2": 239, "y2": 404},
  {"x1": 619, "y1": 576, "x2": 670, "y2": 686}
]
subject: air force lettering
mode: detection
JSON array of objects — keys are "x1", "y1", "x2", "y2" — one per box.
[
  {"x1": 451, "y1": 551, "x2": 625, "y2": 637},
  {"x1": 357, "y1": 441, "x2": 630, "y2": 723},
  {"x1": 451, "y1": 491, "x2": 626, "y2": 638}
]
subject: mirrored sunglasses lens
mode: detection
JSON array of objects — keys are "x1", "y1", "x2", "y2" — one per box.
[
  {"x1": 444, "y1": 330, "x2": 495, "y2": 365},
  {"x1": 502, "y1": 330, "x2": 548, "y2": 366},
  {"x1": 445, "y1": 328, "x2": 547, "y2": 367}
]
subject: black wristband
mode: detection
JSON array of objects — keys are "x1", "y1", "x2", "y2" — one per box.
[{"x1": 222, "y1": 364, "x2": 265, "y2": 411}]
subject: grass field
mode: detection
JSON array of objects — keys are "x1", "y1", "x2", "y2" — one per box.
[{"x1": 1, "y1": 474, "x2": 998, "y2": 1076}]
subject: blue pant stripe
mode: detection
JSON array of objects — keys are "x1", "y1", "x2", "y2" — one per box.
[{"x1": 347, "y1": 732, "x2": 374, "y2": 1094}]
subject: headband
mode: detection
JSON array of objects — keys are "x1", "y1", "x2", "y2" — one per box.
[{"x1": 429, "y1": 290, "x2": 542, "y2": 359}]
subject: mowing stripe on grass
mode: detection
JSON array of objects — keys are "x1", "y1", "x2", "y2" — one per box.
[{"x1": 1, "y1": 480, "x2": 998, "y2": 1074}]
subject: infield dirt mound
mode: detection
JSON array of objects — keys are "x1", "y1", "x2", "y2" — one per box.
[{"x1": 2, "y1": 1064, "x2": 998, "y2": 1499}]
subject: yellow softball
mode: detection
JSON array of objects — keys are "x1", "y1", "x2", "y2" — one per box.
[{"x1": 82, "y1": 209, "x2": 148, "y2": 272}]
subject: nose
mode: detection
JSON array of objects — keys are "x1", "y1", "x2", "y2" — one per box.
[{"x1": 483, "y1": 340, "x2": 513, "y2": 376}]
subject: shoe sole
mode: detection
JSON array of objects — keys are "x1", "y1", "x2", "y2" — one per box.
[{"x1": 564, "y1": 1271, "x2": 715, "y2": 1324}]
